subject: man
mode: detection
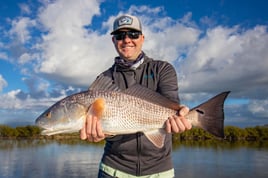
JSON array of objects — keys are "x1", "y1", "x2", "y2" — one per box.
[{"x1": 80, "y1": 14, "x2": 192, "y2": 178}]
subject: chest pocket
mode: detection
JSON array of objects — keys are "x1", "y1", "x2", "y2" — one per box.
[
  {"x1": 113, "y1": 62, "x2": 159, "y2": 91},
  {"x1": 136, "y1": 66, "x2": 158, "y2": 91}
]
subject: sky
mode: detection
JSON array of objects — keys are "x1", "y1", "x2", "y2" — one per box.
[{"x1": 0, "y1": 0, "x2": 267, "y2": 128}]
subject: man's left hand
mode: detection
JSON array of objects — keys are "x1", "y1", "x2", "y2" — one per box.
[{"x1": 165, "y1": 106, "x2": 192, "y2": 133}]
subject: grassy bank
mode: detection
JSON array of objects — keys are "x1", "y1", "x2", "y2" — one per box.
[{"x1": 1, "y1": 124, "x2": 268, "y2": 142}]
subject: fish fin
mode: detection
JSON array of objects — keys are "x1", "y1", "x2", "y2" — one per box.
[
  {"x1": 191, "y1": 91, "x2": 230, "y2": 138},
  {"x1": 143, "y1": 129, "x2": 166, "y2": 148},
  {"x1": 88, "y1": 98, "x2": 105, "y2": 118},
  {"x1": 89, "y1": 74, "x2": 120, "y2": 91},
  {"x1": 124, "y1": 84, "x2": 181, "y2": 110}
]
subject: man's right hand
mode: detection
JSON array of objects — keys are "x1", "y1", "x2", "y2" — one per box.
[{"x1": 80, "y1": 112, "x2": 105, "y2": 142}]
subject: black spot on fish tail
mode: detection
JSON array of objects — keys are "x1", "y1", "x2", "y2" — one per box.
[{"x1": 196, "y1": 109, "x2": 204, "y2": 115}]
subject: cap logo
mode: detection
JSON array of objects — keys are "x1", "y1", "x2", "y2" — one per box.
[{"x1": 118, "y1": 16, "x2": 133, "y2": 26}]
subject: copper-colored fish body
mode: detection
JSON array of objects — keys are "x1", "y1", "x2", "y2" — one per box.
[{"x1": 36, "y1": 84, "x2": 230, "y2": 148}]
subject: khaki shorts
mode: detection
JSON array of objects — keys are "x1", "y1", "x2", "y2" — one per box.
[{"x1": 99, "y1": 162, "x2": 175, "y2": 178}]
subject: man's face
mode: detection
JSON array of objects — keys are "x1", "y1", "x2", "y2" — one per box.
[{"x1": 112, "y1": 29, "x2": 144, "y2": 61}]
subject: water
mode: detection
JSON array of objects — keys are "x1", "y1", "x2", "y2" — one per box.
[{"x1": 0, "y1": 139, "x2": 268, "y2": 178}]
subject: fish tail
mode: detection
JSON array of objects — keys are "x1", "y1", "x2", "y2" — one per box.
[{"x1": 191, "y1": 91, "x2": 230, "y2": 138}]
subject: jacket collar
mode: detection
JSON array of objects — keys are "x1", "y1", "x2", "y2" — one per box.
[{"x1": 113, "y1": 52, "x2": 152, "y2": 71}]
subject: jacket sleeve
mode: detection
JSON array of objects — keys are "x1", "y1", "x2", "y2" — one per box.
[
  {"x1": 157, "y1": 62, "x2": 180, "y2": 104},
  {"x1": 88, "y1": 67, "x2": 114, "y2": 90}
]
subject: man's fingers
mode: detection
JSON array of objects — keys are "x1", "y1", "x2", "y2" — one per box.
[
  {"x1": 84, "y1": 114, "x2": 95, "y2": 142},
  {"x1": 180, "y1": 117, "x2": 192, "y2": 130},
  {"x1": 80, "y1": 107, "x2": 106, "y2": 142},
  {"x1": 170, "y1": 115, "x2": 186, "y2": 133},
  {"x1": 175, "y1": 115, "x2": 186, "y2": 132},
  {"x1": 167, "y1": 115, "x2": 191, "y2": 133},
  {"x1": 90, "y1": 115, "x2": 98, "y2": 139},
  {"x1": 179, "y1": 106, "x2": 189, "y2": 116},
  {"x1": 86, "y1": 114, "x2": 93, "y2": 135},
  {"x1": 80, "y1": 125, "x2": 87, "y2": 140},
  {"x1": 96, "y1": 121, "x2": 105, "y2": 138},
  {"x1": 93, "y1": 121, "x2": 105, "y2": 142},
  {"x1": 165, "y1": 119, "x2": 171, "y2": 133}
]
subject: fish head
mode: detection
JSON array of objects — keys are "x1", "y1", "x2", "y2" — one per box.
[{"x1": 35, "y1": 99, "x2": 88, "y2": 135}]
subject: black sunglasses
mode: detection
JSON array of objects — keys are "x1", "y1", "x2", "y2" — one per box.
[{"x1": 113, "y1": 31, "x2": 142, "y2": 40}]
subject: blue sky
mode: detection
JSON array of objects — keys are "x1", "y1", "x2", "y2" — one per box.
[{"x1": 0, "y1": 0, "x2": 268, "y2": 127}]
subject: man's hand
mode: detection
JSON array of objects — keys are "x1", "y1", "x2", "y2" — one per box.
[
  {"x1": 80, "y1": 112, "x2": 105, "y2": 142},
  {"x1": 165, "y1": 105, "x2": 192, "y2": 133}
]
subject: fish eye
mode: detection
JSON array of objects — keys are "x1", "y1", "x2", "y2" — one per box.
[{"x1": 45, "y1": 111, "x2": 51, "y2": 119}]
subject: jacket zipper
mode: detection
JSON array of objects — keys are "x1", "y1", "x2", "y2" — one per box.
[
  {"x1": 136, "y1": 132, "x2": 142, "y2": 176},
  {"x1": 134, "y1": 70, "x2": 141, "y2": 176}
]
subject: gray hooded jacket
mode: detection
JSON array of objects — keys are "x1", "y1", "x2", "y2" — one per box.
[{"x1": 93, "y1": 53, "x2": 180, "y2": 176}]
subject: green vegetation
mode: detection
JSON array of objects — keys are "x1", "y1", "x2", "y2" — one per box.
[
  {"x1": 1, "y1": 124, "x2": 268, "y2": 143},
  {"x1": 0, "y1": 125, "x2": 41, "y2": 138},
  {"x1": 173, "y1": 125, "x2": 268, "y2": 141}
]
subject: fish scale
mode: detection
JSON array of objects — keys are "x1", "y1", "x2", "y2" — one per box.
[{"x1": 100, "y1": 94, "x2": 176, "y2": 134}]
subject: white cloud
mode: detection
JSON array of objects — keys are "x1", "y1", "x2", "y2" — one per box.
[
  {"x1": 19, "y1": 52, "x2": 35, "y2": 64},
  {"x1": 0, "y1": 52, "x2": 8, "y2": 60},
  {"x1": 19, "y1": 3, "x2": 31, "y2": 14},
  {"x1": 9, "y1": 17, "x2": 36, "y2": 44},
  {"x1": 129, "y1": 5, "x2": 163, "y2": 15},
  {"x1": 0, "y1": 75, "x2": 8, "y2": 92},
  {"x1": 179, "y1": 25, "x2": 268, "y2": 96},
  {"x1": 0, "y1": 42, "x2": 8, "y2": 60},
  {"x1": 37, "y1": 0, "x2": 116, "y2": 86},
  {"x1": 0, "y1": 88, "x2": 64, "y2": 110},
  {"x1": 0, "y1": 89, "x2": 25, "y2": 109},
  {"x1": 248, "y1": 99, "x2": 268, "y2": 117},
  {"x1": 8, "y1": 3, "x2": 268, "y2": 100},
  {"x1": 137, "y1": 13, "x2": 200, "y2": 62},
  {"x1": 125, "y1": 7, "x2": 201, "y2": 62},
  {"x1": 36, "y1": 3, "x2": 201, "y2": 87}
]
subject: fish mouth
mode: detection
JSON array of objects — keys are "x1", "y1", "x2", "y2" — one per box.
[
  {"x1": 41, "y1": 129, "x2": 63, "y2": 136},
  {"x1": 35, "y1": 116, "x2": 86, "y2": 136},
  {"x1": 38, "y1": 126, "x2": 68, "y2": 135},
  {"x1": 35, "y1": 121, "x2": 55, "y2": 135},
  {"x1": 38, "y1": 123, "x2": 83, "y2": 136},
  {"x1": 40, "y1": 128, "x2": 80, "y2": 136},
  {"x1": 37, "y1": 126, "x2": 55, "y2": 136},
  {"x1": 40, "y1": 129, "x2": 53, "y2": 135}
]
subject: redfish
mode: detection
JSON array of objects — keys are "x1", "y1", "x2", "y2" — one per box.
[{"x1": 36, "y1": 77, "x2": 230, "y2": 148}]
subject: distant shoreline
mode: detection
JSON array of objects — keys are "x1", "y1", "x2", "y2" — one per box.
[{"x1": 1, "y1": 124, "x2": 268, "y2": 142}]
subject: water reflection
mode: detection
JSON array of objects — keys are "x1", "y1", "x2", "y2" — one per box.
[
  {"x1": 173, "y1": 140, "x2": 268, "y2": 178},
  {"x1": 2, "y1": 139, "x2": 267, "y2": 150},
  {"x1": 0, "y1": 139, "x2": 268, "y2": 178},
  {"x1": 173, "y1": 139, "x2": 268, "y2": 150},
  {"x1": 0, "y1": 139, "x2": 103, "y2": 178}
]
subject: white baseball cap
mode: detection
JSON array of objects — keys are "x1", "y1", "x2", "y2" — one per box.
[{"x1": 111, "y1": 14, "x2": 142, "y2": 35}]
